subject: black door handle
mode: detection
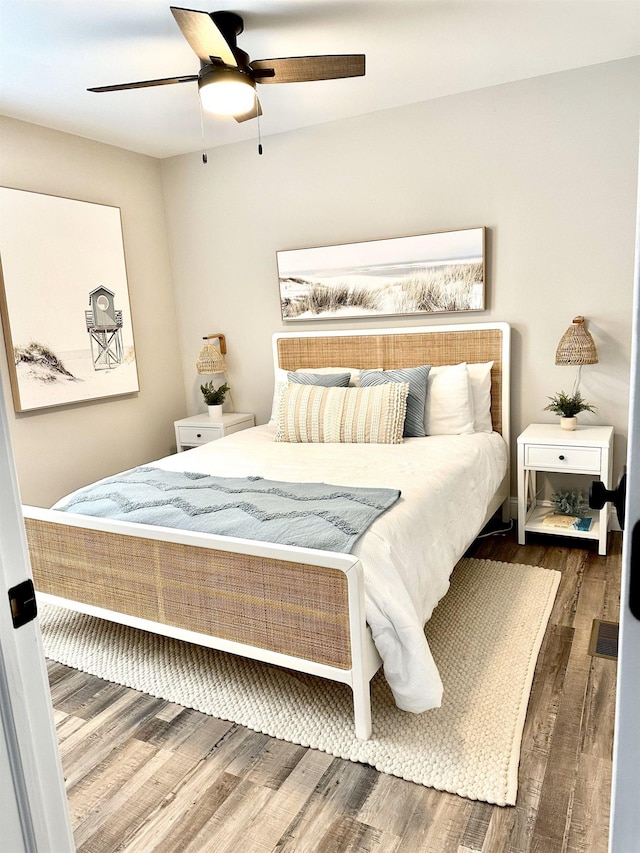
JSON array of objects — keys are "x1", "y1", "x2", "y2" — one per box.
[{"x1": 590, "y1": 470, "x2": 626, "y2": 530}]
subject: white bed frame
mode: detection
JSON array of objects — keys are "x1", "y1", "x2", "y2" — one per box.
[{"x1": 24, "y1": 322, "x2": 510, "y2": 740}]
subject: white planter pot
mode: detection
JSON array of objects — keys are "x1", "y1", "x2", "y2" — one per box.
[
  {"x1": 560, "y1": 416, "x2": 577, "y2": 431},
  {"x1": 208, "y1": 404, "x2": 223, "y2": 419}
]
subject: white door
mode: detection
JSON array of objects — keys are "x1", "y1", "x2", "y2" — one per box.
[
  {"x1": 609, "y1": 147, "x2": 640, "y2": 851},
  {"x1": 0, "y1": 373, "x2": 74, "y2": 851}
]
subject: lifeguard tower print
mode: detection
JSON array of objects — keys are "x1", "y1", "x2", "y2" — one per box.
[
  {"x1": 86, "y1": 286, "x2": 124, "y2": 370},
  {"x1": 0, "y1": 188, "x2": 140, "y2": 412}
]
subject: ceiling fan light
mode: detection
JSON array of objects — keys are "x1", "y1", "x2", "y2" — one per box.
[{"x1": 198, "y1": 67, "x2": 256, "y2": 115}]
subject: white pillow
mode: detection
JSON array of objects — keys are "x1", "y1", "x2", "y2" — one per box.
[
  {"x1": 268, "y1": 368, "x2": 291, "y2": 427},
  {"x1": 424, "y1": 363, "x2": 475, "y2": 435},
  {"x1": 467, "y1": 361, "x2": 494, "y2": 432}
]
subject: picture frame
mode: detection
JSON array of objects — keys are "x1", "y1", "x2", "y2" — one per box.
[
  {"x1": 0, "y1": 187, "x2": 139, "y2": 412},
  {"x1": 277, "y1": 226, "x2": 485, "y2": 322}
]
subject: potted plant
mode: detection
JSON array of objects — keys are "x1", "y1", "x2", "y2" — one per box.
[
  {"x1": 543, "y1": 390, "x2": 596, "y2": 431},
  {"x1": 201, "y1": 381, "x2": 230, "y2": 419}
]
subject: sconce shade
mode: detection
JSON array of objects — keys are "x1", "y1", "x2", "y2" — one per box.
[
  {"x1": 196, "y1": 334, "x2": 227, "y2": 375},
  {"x1": 555, "y1": 316, "x2": 598, "y2": 366}
]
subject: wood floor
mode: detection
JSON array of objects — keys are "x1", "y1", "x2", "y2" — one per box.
[{"x1": 48, "y1": 529, "x2": 620, "y2": 852}]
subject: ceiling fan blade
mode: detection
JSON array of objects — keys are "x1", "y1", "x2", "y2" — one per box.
[
  {"x1": 233, "y1": 96, "x2": 263, "y2": 123},
  {"x1": 251, "y1": 55, "x2": 365, "y2": 84},
  {"x1": 170, "y1": 6, "x2": 237, "y2": 66},
  {"x1": 88, "y1": 75, "x2": 198, "y2": 93}
]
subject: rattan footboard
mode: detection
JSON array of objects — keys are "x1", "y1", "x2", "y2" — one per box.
[{"x1": 25, "y1": 515, "x2": 352, "y2": 669}]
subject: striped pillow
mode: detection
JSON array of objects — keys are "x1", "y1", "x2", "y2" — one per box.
[
  {"x1": 275, "y1": 382, "x2": 408, "y2": 444},
  {"x1": 359, "y1": 365, "x2": 431, "y2": 437}
]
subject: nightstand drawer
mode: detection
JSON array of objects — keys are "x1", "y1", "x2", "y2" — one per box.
[
  {"x1": 177, "y1": 425, "x2": 222, "y2": 446},
  {"x1": 525, "y1": 444, "x2": 601, "y2": 473},
  {"x1": 174, "y1": 413, "x2": 254, "y2": 452}
]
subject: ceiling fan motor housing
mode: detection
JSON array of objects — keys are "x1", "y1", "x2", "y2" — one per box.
[{"x1": 210, "y1": 11, "x2": 244, "y2": 43}]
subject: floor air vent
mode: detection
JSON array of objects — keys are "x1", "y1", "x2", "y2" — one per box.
[{"x1": 588, "y1": 619, "x2": 619, "y2": 660}]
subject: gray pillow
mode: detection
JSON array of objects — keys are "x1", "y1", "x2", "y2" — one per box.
[
  {"x1": 287, "y1": 372, "x2": 351, "y2": 387},
  {"x1": 360, "y1": 365, "x2": 431, "y2": 437}
]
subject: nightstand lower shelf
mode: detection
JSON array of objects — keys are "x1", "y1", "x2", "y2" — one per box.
[{"x1": 523, "y1": 504, "x2": 601, "y2": 542}]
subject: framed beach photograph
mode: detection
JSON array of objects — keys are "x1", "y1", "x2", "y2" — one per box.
[
  {"x1": 0, "y1": 187, "x2": 139, "y2": 412},
  {"x1": 277, "y1": 226, "x2": 485, "y2": 322}
]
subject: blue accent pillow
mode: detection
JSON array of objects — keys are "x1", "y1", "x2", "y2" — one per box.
[
  {"x1": 287, "y1": 372, "x2": 351, "y2": 387},
  {"x1": 359, "y1": 365, "x2": 431, "y2": 437}
]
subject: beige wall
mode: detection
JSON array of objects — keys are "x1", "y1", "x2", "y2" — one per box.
[
  {"x1": 0, "y1": 117, "x2": 186, "y2": 506},
  {"x1": 161, "y1": 58, "x2": 640, "y2": 494},
  {"x1": 1, "y1": 58, "x2": 638, "y2": 508}
]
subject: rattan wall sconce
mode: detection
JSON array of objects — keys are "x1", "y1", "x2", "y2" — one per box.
[
  {"x1": 555, "y1": 316, "x2": 598, "y2": 393},
  {"x1": 196, "y1": 334, "x2": 227, "y2": 375}
]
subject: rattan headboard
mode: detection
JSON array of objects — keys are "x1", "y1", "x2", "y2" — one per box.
[{"x1": 273, "y1": 323, "x2": 510, "y2": 437}]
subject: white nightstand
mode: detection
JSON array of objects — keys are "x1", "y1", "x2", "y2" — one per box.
[
  {"x1": 517, "y1": 424, "x2": 613, "y2": 555},
  {"x1": 174, "y1": 412, "x2": 255, "y2": 452}
]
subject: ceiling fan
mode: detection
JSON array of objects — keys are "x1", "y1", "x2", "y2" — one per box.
[{"x1": 88, "y1": 6, "x2": 366, "y2": 124}]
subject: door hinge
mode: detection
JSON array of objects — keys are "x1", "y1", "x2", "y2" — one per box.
[{"x1": 8, "y1": 579, "x2": 38, "y2": 629}]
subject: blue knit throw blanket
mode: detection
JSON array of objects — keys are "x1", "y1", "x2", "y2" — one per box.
[{"x1": 54, "y1": 466, "x2": 401, "y2": 553}]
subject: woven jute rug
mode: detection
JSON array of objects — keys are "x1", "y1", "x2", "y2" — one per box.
[{"x1": 40, "y1": 557, "x2": 560, "y2": 806}]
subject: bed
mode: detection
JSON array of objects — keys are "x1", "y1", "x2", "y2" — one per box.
[{"x1": 23, "y1": 322, "x2": 510, "y2": 740}]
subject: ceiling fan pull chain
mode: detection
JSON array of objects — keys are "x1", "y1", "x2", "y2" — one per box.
[
  {"x1": 198, "y1": 94, "x2": 208, "y2": 164},
  {"x1": 257, "y1": 105, "x2": 263, "y2": 156}
]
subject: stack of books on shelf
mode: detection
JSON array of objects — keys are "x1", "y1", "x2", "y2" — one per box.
[{"x1": 542, "y1": 513, "x2": 593, "y2": 532}]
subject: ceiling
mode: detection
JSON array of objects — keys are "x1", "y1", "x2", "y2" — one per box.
[{"x1": 1, "y1": 1, "x2": 639, "y2": 160}]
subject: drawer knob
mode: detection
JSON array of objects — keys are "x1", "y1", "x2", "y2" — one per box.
[
  {"x1": 559, "y1": 454, "x2": 565, "y2": 460},
  {"x1": 196, "y1": 433, "x2": 202, "y2": 438}
]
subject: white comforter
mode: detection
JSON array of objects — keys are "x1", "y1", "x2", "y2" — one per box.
[{"x1": 152, "y1": 424, "x2": 507, "y2": 714}]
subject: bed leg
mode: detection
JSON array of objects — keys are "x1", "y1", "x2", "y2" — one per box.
[
  {"x1": 501, "y1": 497, "x2": 511, "y2": 524},
  {"x1": 352, "y1": 679, "x2": 372, "y2": 740}
]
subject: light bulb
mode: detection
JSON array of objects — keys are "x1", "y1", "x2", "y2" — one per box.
[{"x1": 198, "y1": 68, "x2": 256, "y2": 115}]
